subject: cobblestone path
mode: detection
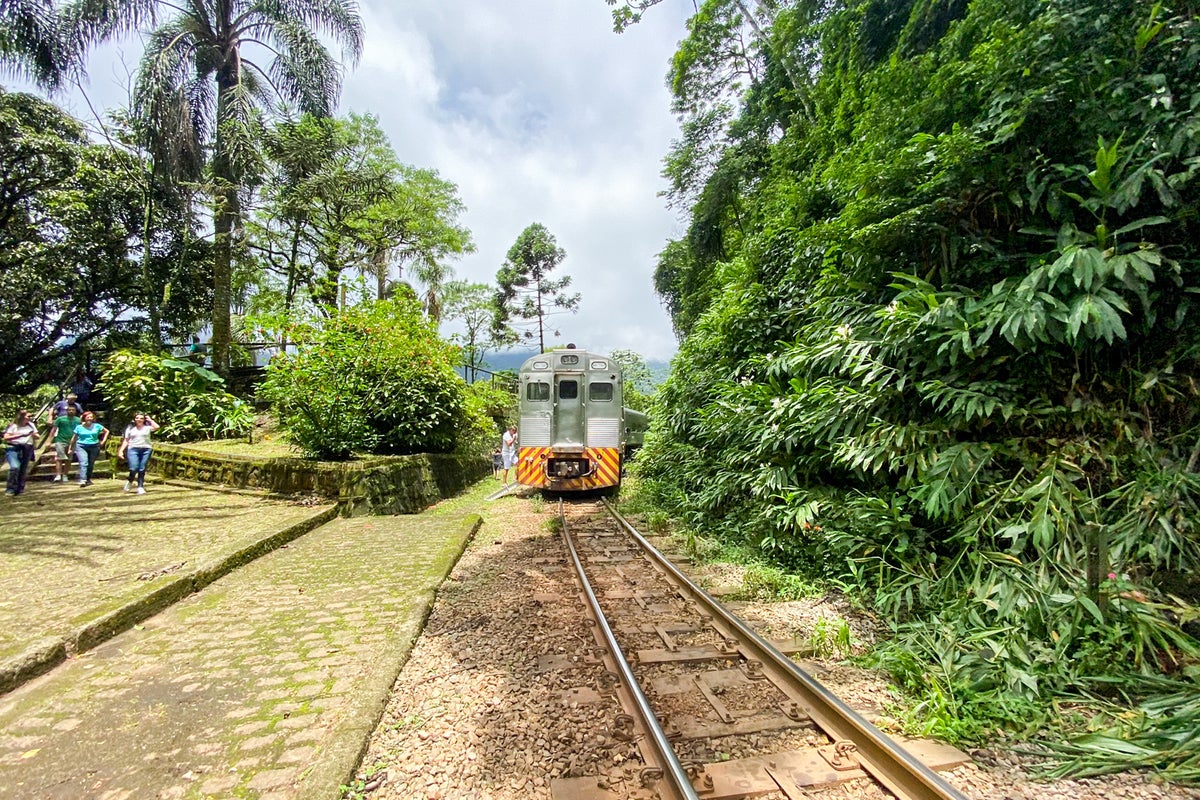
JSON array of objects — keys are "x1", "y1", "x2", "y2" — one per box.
[
  {"x1": 0, "y1": 486, "x2": 485, "y2": 800},
  {"x1": 0, "y1": 482, "x2": 331, "y2": 670}
]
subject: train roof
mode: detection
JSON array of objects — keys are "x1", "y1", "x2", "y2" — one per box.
[{"x1": 518, "y1": 348, "x2": 618, "y2": 373}]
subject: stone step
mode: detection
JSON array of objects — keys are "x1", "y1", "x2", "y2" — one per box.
[
  {"x1": 29, "y1": 460, "x2": 115, "y2": 480},
  {"x1": 31, "y1": 465, "x2": 114, "y2": 479}
]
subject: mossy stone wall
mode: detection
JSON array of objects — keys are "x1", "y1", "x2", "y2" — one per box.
[{"x1": 147, "y1": 443, "x2": 489, "y2": 515}]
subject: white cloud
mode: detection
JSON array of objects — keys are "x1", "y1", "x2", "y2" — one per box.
[
  {"x1": 13, "y1": 0, "x2": 693, "y2": 361},
  {"x1": 345, "y1": 1, "x2": 690, "y2": 361}
]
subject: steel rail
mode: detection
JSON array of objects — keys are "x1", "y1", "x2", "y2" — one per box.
[
  {"x1": 558, "y1": 501, "x2": 700, "y2": 800},
  {"x1": 602, "y1": 498, "x2": 970, "y2": 800}
]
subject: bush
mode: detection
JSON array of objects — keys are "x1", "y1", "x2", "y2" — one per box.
[
  {"x1": 261, "y1": 298, "x2": 479, "y2": 460},
  {"x1": 98, "y1": 351, "x2": 253, "y2": 442},
  {"x1": 457, "y1": 381, "x2": 511, "y2": 457},
  {"x1": 0, "y1": 384, "x2": 57, "y2": 424}
]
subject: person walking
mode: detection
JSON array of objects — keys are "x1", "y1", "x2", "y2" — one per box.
[
  {"x1": 68, "y1": 411, "x2": 109, "y2": 487},
  {"x1": 49, "y1": 393, "x2": 82, "y2": 421},
  {"x1": 118, "y1": 413, "x2": 159, "y2": 494},
  {"x1": 500, "y1": 424, "x2": 518, "y2": 487},
  {"x1": 50, "y1": 405, "x2": 79, "y2": 482},
  {"x1": 3, "y1": 410, "x2": 38, "y2": 497},
  {"x1": 71, "y1": 371, "x2": 94, "y2": 408}
]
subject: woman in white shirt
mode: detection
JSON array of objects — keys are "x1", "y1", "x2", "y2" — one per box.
[
  {"x1": 117, "y1": 413, "x2": 159, "y2": 494},
  {"x1": 4, "y1": 409, "x2": 38, "y2": 496}
]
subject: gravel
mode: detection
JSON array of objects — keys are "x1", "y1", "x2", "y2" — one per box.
[{"x1": 349, "y1": 496, "x2": 1200, "y2": 800}]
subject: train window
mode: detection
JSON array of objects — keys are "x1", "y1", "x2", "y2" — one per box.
[
  {"x1": 590, "y1": 382, "x2": 613, "y2": 401},
  {"x1": 559, "y1": 380, "x2": 578, "y2": 399},
  {"x1": 560, "y1": 354, "x2": 580, "y2": 365},
  {"x1": 533, "y1": 360, "x2": 549, "y2": 370},
  {"x1": 526, "y1": 382, "x2": 550, "y2": 401},
  {"x1": 590, "y1": 360, "x2": 608, "y2": 370}
]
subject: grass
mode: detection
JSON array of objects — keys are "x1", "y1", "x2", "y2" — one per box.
[{"x1": 179, "y1": 438, "x2": 301, "y2": 458}]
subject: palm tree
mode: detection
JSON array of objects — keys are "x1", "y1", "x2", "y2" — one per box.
[
  {"x1": 70, "y1": 0, "x2": 363, "y2": 374},
  {"x1": 0, "y1": 0, "x2": 72, "y2": 90}
]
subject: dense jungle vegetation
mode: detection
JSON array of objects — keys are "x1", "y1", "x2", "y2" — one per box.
[{"x1": 631, "y1": 0, "x2": 1200, "y2": 775}]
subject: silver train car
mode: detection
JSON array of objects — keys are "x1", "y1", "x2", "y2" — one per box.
[{"x1": 515, "y1": 346, "x2": 647, "y2": 492}]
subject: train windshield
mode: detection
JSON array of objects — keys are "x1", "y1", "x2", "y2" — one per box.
[
  {"x1": 558, "y1": 380, "x2": 578, "y2": 399},
  {"x1": 526, "y1": 382, "x2": 550, "y2": 401},
  {"x1": 589, "y1": 382, "x2": 613, "y2": 401}
]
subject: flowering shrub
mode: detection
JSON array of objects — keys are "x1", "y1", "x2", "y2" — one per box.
[{"x1": 261, "y1": 298, "x2": 487, "y2": 460}]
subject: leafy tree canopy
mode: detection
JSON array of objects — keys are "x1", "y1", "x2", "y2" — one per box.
[
  {"x1": 0, "y1": 89, "x2": 205, "y2": 391},
  {"x1": 443, "y1": 280, "x2": 505, "y2": 383},
  {"x1": 248, "y1": 112, "x2": 473, "y2": 318},
  {"x1": 69, "y1": 0, "x2": 365, "y2": 374},
  {"x1": 610, "y1": 348, "x2": 655, "y2": 412}
]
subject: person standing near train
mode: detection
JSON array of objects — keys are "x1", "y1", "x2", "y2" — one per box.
[
  {"x1": 4, "y1": 409, "x2": 38, "y2": 496},
  {"x1": 69, "y1": 411, "x2": 109, "y2": 487},
  {"x1": 118, "y1": 413, "x2": 159, "y2": 494},
  {"x1": 500, "y1": 424, "x2": 518, "y2": 487}
]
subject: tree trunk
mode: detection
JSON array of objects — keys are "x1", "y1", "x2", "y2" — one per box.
[
  {"x1": 211, "y1": 187, "x2": 235, "y2": 377},
  {"x1": 210, "y1": 69, "x2": 239, "y2": 377},
  {"x1": 140, "y1": 181, "x2": 162, "y2": 348},
  {"x1": 536, "y1": 289, "x2": 545, "y2": 353},
  {"x1": 735, "y1": 0, "x2": 814, "y2": 120}
]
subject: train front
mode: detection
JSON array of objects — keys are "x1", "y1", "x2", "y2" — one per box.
[{"x1": 516, "y1": 348, "x2": 623, "y2": 492}]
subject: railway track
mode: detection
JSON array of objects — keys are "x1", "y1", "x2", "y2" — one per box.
[{"x1": 548, "y1": 499, "x2": 972, "y2": 800}]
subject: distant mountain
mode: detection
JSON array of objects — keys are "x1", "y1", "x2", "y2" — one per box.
[{"x1": 468, "y1": 350, "x2": 672, "y2": 386}]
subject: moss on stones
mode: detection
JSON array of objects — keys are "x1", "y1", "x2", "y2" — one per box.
[{"x1": 147, "y1": 444, "x2": 489, "y2": 515}]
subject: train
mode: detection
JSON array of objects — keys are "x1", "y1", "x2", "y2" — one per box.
[{"x1": 514, "y1": 345, "x2": 648, "y2": 492}]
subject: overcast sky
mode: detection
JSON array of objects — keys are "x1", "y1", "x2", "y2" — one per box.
[{"x1": 22, "y1": 0, "x2": 692, "y2": 362}]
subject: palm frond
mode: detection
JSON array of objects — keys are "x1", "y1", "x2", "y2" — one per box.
[
  {"x1": 132, "y1": 17, "x2": 209, "y2": 177},
  {"x1": 0, "y1": 0, "x2": 72, "y2": 89},
  {"x1": 215, "y1": 80, "x2": 266, "y2": 183},
  {"x1": 261, "y1": 19, "x2": 341, "y2": 115},
  {"x1": 250, "y1": 0, "x2": 363, "y2": 62},
  {"x1": 65, "y1": 0, "x2": 160, "y2": 44}
]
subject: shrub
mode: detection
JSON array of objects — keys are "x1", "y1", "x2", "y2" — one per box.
[
  {"x1": 0, "y1": 384, "x2": 57, "y2": 423},
  {"x1": 457, "y1": 381, "x2": 509, "y2": 457},
  {"x1": 98, "y1": 351, "x2": 253, "y2": 442},
  {"x1": 261, "y1": 298, "x2": 478, "y2": 460}
]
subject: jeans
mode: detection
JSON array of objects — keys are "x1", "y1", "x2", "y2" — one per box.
[
  {"x1": 5, "y1": 445, "x2": 33, "y2": 495},
  {"x1": 127, "y1": 447, "x2": 151, "y2": 487},
  {"x1": 75, "y1": 443, "x2": 100, "y2": 483}
]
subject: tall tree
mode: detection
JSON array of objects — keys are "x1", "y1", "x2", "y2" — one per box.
[
  {"x1": 607, "y1": 0, "x2": 816, "y2": 118},
  {"x1": 609, "y1": 348, "x2": 654, "y2": 412},
  {"x1": 69, "y1": 0, "x2": 364, "y2": 375},
  {"x1": 249, "y1": 112, "x2": 472, "y2": 317},
  {"x1": 0, "y1": 90, "x2": 161, "y2": 390},
  {"x1": 492, "y1": 222, "x2": 581, "y2": 353}
]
